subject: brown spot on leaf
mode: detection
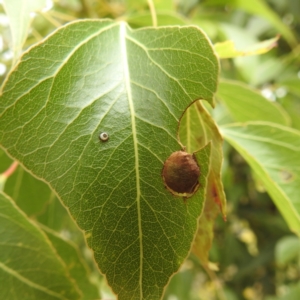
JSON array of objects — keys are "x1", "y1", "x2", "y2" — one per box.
[{"x1": 162, "y1": 151, "x2": 200, "y2": 198}]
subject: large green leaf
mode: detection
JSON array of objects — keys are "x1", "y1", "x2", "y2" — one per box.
[
  {"x1": 0, "y1": 191, "x2": 80, "y2": 300},
  {"x1": 221, "y1": 122, "x2": 300, "y2": 236},
  {"x1": 0, "y1": 20, "x2": 218, "y2": 299}
]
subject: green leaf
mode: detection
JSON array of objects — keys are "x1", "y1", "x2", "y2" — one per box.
[
  {"x1": 179, "y1": 101, "x2": 226, "y2": 214},
  {"x1": 214, "y1": 36, "x2": 279, "y2": 59},
  {"x1": 4, "y1": 164, "x2": 56, "y2": 216},
  {"x1": 280, "y1": 95, "x2": 300, "y2": 131},
  {"x1": 0, "y1": 148, "x2": 15, "y2": 190},
  {"x1": 163, "y1": 263, "x2": 196, "y2": 300},
  {"x1": 0, "y1": 148, "x2": 76, "y2": 230},
  {"x1": 125, "y1": 11, "x2": 188, "y2": 28},
  {"x1": 0, "y1": 191, "x2": 80, "y2": 300},
  {"x1": 265, "y1": 282, "x2": 300, "y2": 300},
  {"x1": 232, "y1": 0, "x2": 297, "y2": 47},
  {"x1": 0, "y1": 148, "x2": 14, "y2": 173},
  {"x1": 280, "y1": 78, "x2": 300, "y2": 97},
  {"x1": 0, "y1": 20, "x2": 219, "y2": 299},
  {"x1": 179, "y1": 101, "x2": 226, "y2": 264},
  {"x1": 3, "y1": 0, "x2": 47, "y2": 62},
  {"x1": 205, "y1": 0, "x2": 297, "y2": 47},
  {"x1": 217, "y1": 24, "x2": 286, "y2": 86},
  {"x1": 217, "y1": 80, "x2": 290, "y2": 125},
  {"x1": 36, "y1": 195, "x2": 79, "y2": 233},
  {"x1": 275, "y1": 235, "x2": 300, "y2": 267},
  {"x1": 221, "y1": 122, "x2": 300, "y2": 236},
  {"x1": 153, "y1": 0, "x2": 174, "y2": 10},
  {"x1": 41, "y1": 225, "x2": 101, "y2": 300},
  {"x1": 278, "y1": 77, "x2": 300, "y2": 131}
]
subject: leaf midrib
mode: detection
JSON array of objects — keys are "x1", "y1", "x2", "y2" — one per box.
[{"x1": 120, "y1": 22, "x2": 143, "y2": 299}]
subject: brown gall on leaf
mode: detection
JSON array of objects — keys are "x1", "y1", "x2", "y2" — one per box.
[{"x1": 162, "y1": 151, "x2": 200, "y2": 199}]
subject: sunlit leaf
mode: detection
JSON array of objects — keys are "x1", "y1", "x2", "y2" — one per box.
[
  {"x1": 214, "y1": 36, "x2": 279, "y2": 59},
  {"x1": 3, "y1": 0, "x2": 47, "y2": 62},
  {"x1": 0, "y1": 20, "x2": 218, "y2": 299}
]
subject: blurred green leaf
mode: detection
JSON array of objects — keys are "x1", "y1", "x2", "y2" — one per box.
[
  {"x1": 280, "y1": 94, "x2": 300, "y2": 131},
  {"x1": 218, "y1": 23, "x2": 264, "y2": 83},
  {"x1": 280, "y1": 78, "x2": 300, "y2": 97},
  {"x1": 277, "y1": 77, "x2": 300, "y2": 131},
  {"x1": 0, "y1": 150, "x2": 17, "y2": 191},
  {"x1": 217, "y1": 80, "x2": 290, "y2": 125},
  {"x1": 4, "y1": 165, "x2": 55, "y2": 216},
  {"x1": 153, "y1": 0, "x2": 174, "y2": 10},
  {"x1": 280, "y1": 283, "x2": 300, "y2": 300},
  {"x1": 0, "y1": 191, "x2": 80, "y2": 300},
  {"x1": 248, "y1": 55, "x2": 286, "y2": 86},
  {"x1": 275, "y1": 235, "x2": 300, "y2": 266},
  {"x1": 163, "y1": 261, "x2": 199, "y2": 300},
  {"x1": 205, "y1": 0, "x2": 297, "y2": 47},
  {"x1": 191, "y1": 16, "x2": 221, "y2": 41},
  {"x1": 0, "y1": 19, "x2": 218, "y2": 299},
  {"x1": 0, "y1": 149, "x2": 75, "y2": 230},
  {"x1": 36, "y1": 195, "x2": 82, "y2": 236},
  {"x1": 233, "y1": 0, "x2": 297, "y2": 47},
  {"x1": 125, "y1": 11, "x2": 189, "y2": 27},
  {"x1": 214, "y1": 36, "x2": 279, "y2": 59},
  {"x1": 221, "y1": 122, "x2": 300, "y2": 236},
  {"x1": 41, "y1": 225, "x2": 101, "y2": 300},
  {"x1": 266, "y1": 283, "x2": 300, "y2": 300},
  {"x1": 3, "y1": 0, "x2": 47, "y2": 62},
  {"x1": 0, "y1": 148, "x2": 13, "y2": 173},
  {"x1": 218, "y1": 23, "x2": 287, "y2": 86}
]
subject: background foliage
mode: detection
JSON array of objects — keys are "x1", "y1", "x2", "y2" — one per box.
[{"x1": 0, "y1": 0, "x2": 300, "y2": 300}]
